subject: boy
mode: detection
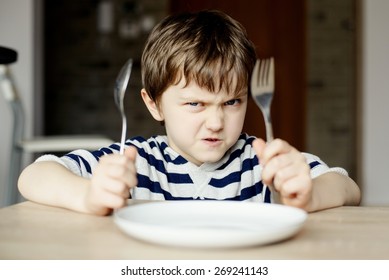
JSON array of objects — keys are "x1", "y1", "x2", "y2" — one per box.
[{"x1": 18, "y1": 10, "x2": 360, "y2": 216}]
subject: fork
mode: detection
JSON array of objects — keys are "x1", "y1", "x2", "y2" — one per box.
[
  {"x1": 250, "y1": 57, "x2": 275, "y2": 142},
  {"x1": 250, "y1": 57, "x2": 279, "y2": 202}
]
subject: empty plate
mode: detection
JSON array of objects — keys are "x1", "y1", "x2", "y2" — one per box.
[{"x1": 114, "y1": 200, "x2": 307, "y2": 248}]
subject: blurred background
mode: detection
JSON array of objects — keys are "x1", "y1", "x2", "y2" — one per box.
[{"x1": 1, "y1": 0, "x2": 387, "y2": 207}]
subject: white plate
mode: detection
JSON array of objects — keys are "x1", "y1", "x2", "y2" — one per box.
[{"x1": 114, "y1": 200, "x2": 307, "y2": 248}]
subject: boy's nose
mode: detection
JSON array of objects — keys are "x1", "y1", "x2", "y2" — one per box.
[{"x1": 205, "y1": 108, "x2": 224, "y2": 131}]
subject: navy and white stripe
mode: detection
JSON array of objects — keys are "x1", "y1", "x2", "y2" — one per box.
[{"x1": 36, "y1": 133, "x2": 348, "y2": 203}]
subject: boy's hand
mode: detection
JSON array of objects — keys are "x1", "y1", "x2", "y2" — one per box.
[
  {"x1": 252, "y1": 138, "x2": 312, "y2": 210},
  {"x1": 85, "y1": 146, "x2": 138, "y2": 215}
]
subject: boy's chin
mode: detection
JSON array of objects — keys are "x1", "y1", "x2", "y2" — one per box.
[{"x1": 193, "y1": 153, "x2": 227, "y2": 166}]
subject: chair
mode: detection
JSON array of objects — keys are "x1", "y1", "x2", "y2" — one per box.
[{"x1": 0, "y1": 46, "x2": 114, "y2": 206}]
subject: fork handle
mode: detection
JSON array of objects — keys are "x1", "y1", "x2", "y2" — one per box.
[
  {"x1": 265, "y1": 119, "x2": 273, "y2": 142},
  {"x1": 261, "y1": 108, "x2": 274, "y2": 142},
  {"x1": 263, "y1": 114, "x2": 279, "y2": 203}
]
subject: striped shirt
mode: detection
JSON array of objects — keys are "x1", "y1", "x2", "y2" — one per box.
[{"x1": 36, "y1": 133, "x2": 348, "y2": 203}]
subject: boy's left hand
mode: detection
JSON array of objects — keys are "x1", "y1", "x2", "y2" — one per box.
[{"x1": 252, "y1": 138, "x2": 313, "y2": 210}]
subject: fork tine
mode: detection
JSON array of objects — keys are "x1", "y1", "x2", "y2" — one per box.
[
  {"x1": 260, "y1": 59, "x2": 268, "y2": 86},
  {"x1": 268, "y1": 57, "x2": 274, "y2": 88},
  {"x1": 261, "y1": 58, "x2": 272, "y2": 86},
  {"x1": 251, "y1": 58, "x2": 273, "y2": 88}
]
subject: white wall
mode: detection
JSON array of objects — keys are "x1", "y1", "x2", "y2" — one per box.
[
  {"x1": 361, "y1": 0, "x2": 389, "y2": 205},
  {"x1": 0, "y1": 0, "x2": 40, "y2": 207}
]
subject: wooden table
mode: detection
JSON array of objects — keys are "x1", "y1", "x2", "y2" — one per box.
[{"x1": 0, "y1": 201, "x2": 388, "y2": 259}]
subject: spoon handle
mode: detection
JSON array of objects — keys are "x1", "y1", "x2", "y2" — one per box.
[{"x1": 119, "y1": 111, "x2": 127, "y2": 155}]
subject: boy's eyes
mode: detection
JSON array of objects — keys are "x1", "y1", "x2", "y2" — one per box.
[
  {"x1": 224, "y1": 99, "x2": 241, "y2": 106},
  {"x1": 186, "y1": 99, "x2": 241, "y2": 107}
]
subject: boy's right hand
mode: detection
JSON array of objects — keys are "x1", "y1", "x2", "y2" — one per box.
[{"x1": 84, "y1": 146, "x2": 138, "y2": 215}]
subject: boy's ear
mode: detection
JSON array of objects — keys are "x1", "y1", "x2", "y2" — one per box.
[{"x1": 141, "y1": 89, "x2": 164, "y2": 121}]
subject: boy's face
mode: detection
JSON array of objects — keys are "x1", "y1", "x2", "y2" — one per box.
[{"x1": 142, "y1": 78, "x2": 247, "y2": 166}]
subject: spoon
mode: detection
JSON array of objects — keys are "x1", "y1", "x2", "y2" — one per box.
[{"x1": 114, "y1": 58, "x2": 133, "y2": 155}]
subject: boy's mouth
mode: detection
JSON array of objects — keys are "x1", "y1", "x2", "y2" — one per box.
[
  {"x1": 203, "y1": 138, "x2": 222, "y2": 146},
  {"x1": 205, "y1": 138, "x2": 219, "y2": 141}
]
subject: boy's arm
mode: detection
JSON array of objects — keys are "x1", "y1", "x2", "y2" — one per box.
[
  {"x1": 18, "y1": 147, "x2": 138, "y2": 215},
  {"x1": 18, "y1": 161, "x2": 92, "y2": 213},
  {"x1": 307, "y1": 172, "x2": 361, "y2": 212},
  {"x1": 252, "y1": 138, "x2": 361, "y2": 212}
]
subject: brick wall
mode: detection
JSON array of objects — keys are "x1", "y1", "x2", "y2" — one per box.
[{"x1": 306, "y1": 0, "x2": 357, "y2": 178}]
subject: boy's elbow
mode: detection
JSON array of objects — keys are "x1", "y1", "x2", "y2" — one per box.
[
  {"x1": 17, "y1": 164, "x2": 34, "y2": 197},
  {"x1": 17, "y1": 161, "x2": 49, "y2": 197},
  {"x1": 346, "y1": 176, "x2": 361, "y2": 206}
]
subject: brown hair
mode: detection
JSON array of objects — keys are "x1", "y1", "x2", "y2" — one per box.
[{"x1": 141, "y1": 10, "x2": 256, "y2": 105}]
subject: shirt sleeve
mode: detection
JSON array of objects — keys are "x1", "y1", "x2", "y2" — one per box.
[
  {"x1": 35, "y1": 144, "x2": 120, "y2": 179},
  {"x1": 302, "y1": 152, "x2": 349, "y2": 178}
]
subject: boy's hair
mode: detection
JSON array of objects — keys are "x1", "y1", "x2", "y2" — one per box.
[{"x1": 141, "y1": 10, "x2": 257, "y2": 105}]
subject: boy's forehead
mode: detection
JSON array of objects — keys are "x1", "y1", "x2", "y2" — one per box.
[
  {"x1": 175, "y1": 69, "x2": 246, "y2": 96},
  {"x1": 175, "y1": 78, "x2": 246, "y2": 99}
]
